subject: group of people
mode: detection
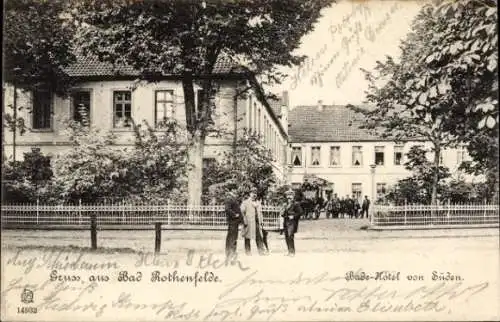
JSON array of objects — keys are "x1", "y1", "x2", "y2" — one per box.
[
  {"x1": 225, "y1": 187, "x2": 303, "y2": 259},
  {"x1": 324, "y1": 194, "x2": 371, "y2": 219}
]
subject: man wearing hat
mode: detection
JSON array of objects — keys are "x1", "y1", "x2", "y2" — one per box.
[
  {"x1": 240, "y1": 187, "x2": 266, "y2": 255},
  {"x1": 281, "y1": 189, "x2": 304, "y2": 256},
  {"x1": 224, "y1": 186, "x2": 242, "y2": 260}
]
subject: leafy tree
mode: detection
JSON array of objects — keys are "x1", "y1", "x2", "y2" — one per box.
[
  {"x1": 385, "y1": 146, "x2": 450, "y2": 205},
  {"x1": 423, "y1": 0, "x2": 499, "y2": 200},
  {"x1": 3, "y1": 0, "x2": 76, "y2": 162},
  {"x1": 2, "y1": 149, "x2": 54, "y2": 202},
  {"x1": 52, "y1": 119, "x2": 126, "y2": 202},
  {"x1": 350, "y1": 0, "x2": 498, "y2": 204},
  {"x1": 126, "y1": 119, "x2": 189, "y2": 202},
  {"x1": 203, "y1": 130, "x2": 277, "y2": 203},
  {"x1": 72, "y1": 0, "x2": 335, "y2": 204},
  {"x1": 53, "y1": 116, "x2": 188, "y2": 203}
]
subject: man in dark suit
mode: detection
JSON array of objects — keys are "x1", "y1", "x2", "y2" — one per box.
[
  {"x1": 361, "y1": 195, "x2": 371, "y2": 219},
  {"x1": 224, "y1": 188, "x2": 242, "y2": 260},
  {"x1": 282, "y1": 189, "x2": 304, "y2": 257}
]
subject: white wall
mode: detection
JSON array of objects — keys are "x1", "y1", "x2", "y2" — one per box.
[
  {"x1": 3, "y1": 79, "x2": 287, "y2": 180},
  {"x1": 288, "y1": 141, "x2": 476, "y2": 201}
]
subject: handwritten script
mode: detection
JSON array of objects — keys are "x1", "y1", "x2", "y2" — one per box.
[{"x1": 289, "y1": 1, "x2": 402, "y2": 91}]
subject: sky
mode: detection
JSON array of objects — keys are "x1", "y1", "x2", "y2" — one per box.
[{"x1": 269, "y1": 0, "x2": 424, "y2": 108}]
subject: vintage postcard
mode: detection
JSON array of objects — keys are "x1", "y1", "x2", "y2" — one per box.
[{"x1": 2, "y1": 0, "x2": 499, "y2": 321}]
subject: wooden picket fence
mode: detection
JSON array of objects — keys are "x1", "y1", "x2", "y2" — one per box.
[
  {"x1": 371, "y1": 203, "x2": 499, "y2": 229},
  {"x1": 0, "y1": 202, "x2": 283, "y2": 231}
]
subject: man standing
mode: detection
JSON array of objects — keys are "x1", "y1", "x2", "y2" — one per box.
[
  {"x1": 352, "y1": 194, "x2": 360, "y2": 218},
  {"x1": 241, "y1": 188, "x2": 266, "y2": 256},
  {"x1": 332, "y1": 193, "x2": 340, "y2": 219},
  {"x1": 224, "y1": 188, "x2": 242, "y2": 260},
  {"x1": 361, "y1": 195, "x2": 371, "y2": 219},
  {"x1": 282, "y1": 189, "x2": 304, "y2": 256}
]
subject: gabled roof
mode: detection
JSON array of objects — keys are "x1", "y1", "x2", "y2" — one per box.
[
  {"x1": 268, "y1": 99, "x2": 283, "y2": 119},
  {"x1": 64, "y1": 53, "x2": 245, "y2": 78},
  {"x1": 288, "y1": 105, "x2": 385, "y2": 143}
]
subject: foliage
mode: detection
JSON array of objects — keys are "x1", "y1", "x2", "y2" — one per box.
[
  {"x1": 423, "y1": 0, "x2": 499, "y2": 195},
  {"x1": 72, "y1": 0, "x2": 335, "y2": 204},
  {"x1": 52, "y1": 116, "x2": 188, "y2": 203},
  {"x1": 2, "y1": 149, "x2": 55, "y2": 202},
  {"x1": 385, "y1": 146, "x2": 450, "y2": 205},
  {"x1": 440, "y1": 180, "x2": 493, "y2": 204},
  {"x1": 202, "y1": 130, "x2": 277, "y2": 203},
  {"x1": 52, "y1": 120, "x2": 124, "y2": 202},
  {"x1": 4, "y1": 0, "x2": 76, "y2": 95},
  {"x1": 349, "y1": 0, "x2": 498, "y2": 204},
  {"x1": 126, "y1": 119, "x2": 189, "y2": 202},
  {"x1": 3, "y1": 0, "x2": 78, "y2": 163}
]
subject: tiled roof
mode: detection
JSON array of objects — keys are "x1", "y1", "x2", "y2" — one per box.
[
  {"x1": 268, "y1": 99, "x2": 282, "y2": 118},
  {"x1": 288, "y1": 105, "x2": 386, "y2": 143},
  {"x1": 64, "y1": 53, "x2": 244, "y2": 78}
]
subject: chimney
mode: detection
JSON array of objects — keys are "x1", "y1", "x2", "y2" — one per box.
[
  {"x1": 281, "y1": 91, "x2": 289, "y2": 107},
  {"x1": 317, "y1": 100, "x2": 323, "y2": 112}
]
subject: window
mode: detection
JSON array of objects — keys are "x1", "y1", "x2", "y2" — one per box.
[
  {"x1": 311, "y1": 146, "x2": 321, "y2": 166},
  {"x1": 71, "y1": 91, "x2": 91, "y2": 125},
  {"x1": 253, "y1": 103, "x2": 257, "y2": 132},
  {"x1": 394, "y1": 145, "x2": 403, "y2": 165},
  {"x1": 202, "y1": 157, "x2": 216, "y2": 170},
  {"x1": 375, "y1": 146, "x2": 385, "y2": 166},
  {"x1": 352, "y1": 183, "x2": 362, "y2": 199},
  {"x1": 257, "y1": 107, "x2": 262, "y2": 134},
  {"x1": 202, "y1": 158, "x2": 217, "y2": 191},
  {"x1": 376, "y1": 183, "x2": 387, "y2": 201},
  {"x1": 248, "y1": 96, "x2": 253, "y2": 130},
  {"x1": 113, "y1": 91, "x2": 132, "y2": 128},
  {"x1": 352, "y1": 146, "x2": 363, "y2": 166},
  {"x1": 196, "y1": 89, "x2": 204, "y2": 117},
  {"x1": 32, "y1": 90, "x2": 52, "y2": 129},
  {"x1": 264, "y1": 119, "x2": 268, "y2": 146},
  {"x1": 292, "y1": 147, "x2": 302, "y2": 166},
  {"x1": 330, "y1": 146, "x2": 341, "y2": 166},
  {"x1": 155, "y1": 90, "x2": 174, "y2": 126},
  {"x1": 457, "y1": 149, "x2": 467, "y2": 165}
]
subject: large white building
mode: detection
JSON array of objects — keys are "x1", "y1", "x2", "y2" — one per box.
[
  {"x1": 287, "y1": 102, "x2": 473, "y2": 201},
  {"x1": 3, "y1": 54, "x2": 289, "y2": 182}
]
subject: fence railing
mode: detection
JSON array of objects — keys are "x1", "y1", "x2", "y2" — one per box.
[
  {"x1": 371, "y1": 204, "x2": 499, "y2": 228},
  {"x1": 0, "y1": 203, "x2": 282, "y2": 231}
]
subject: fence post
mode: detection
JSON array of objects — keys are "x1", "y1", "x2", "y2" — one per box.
[
  {"x1": 36, "y1": 199, "x2": 39, "y2": 225},
  {"x1": 483, "y1": 200, "x2": 487, "y2": 224},
  {"x1": 404, "y1": 200, "x2": 407, "y2": 225},
  {"x1": 79, "y1": 199, "x2": 82, "y2": 225},
  {"x1": 90, "y1": 213, "x2": 97, "y2": 250},
  {"x1": 155, "y1": 222, "x2": 162, "y2": 253},
  {"x1": 166, "y1": 199, "x2": 170, "y2": 226}
]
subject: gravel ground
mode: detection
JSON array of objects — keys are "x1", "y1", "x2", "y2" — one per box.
[{"x1": 2, "y1": 219, "x2": 499, "y2": 321}]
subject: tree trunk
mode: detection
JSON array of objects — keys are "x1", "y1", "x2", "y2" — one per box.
[
  {"x1": 181, "y1": 74, "x2": 204, "y2": 205},
  {"x1": 12, "y1": 85, "x2": 17, "y2": 162},
  {"x1": 431, "y1": 144, "x2": 441, "y2": 206},
  {"x1": 233, "y1": 94, "x2": 238, "y2": 153},
  {"x1": 2, "y1": 86, "x2": 5, "y2": 165},
  {"x1": 187, "y1": 132, "x2": 204, "y2": 205}
]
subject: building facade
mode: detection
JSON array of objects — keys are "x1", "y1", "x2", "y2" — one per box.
[
  {"x1": 3, "y1": 55, "x2": 289, "y2": 182},
  {"x1": 287, "y1": 103, "x2": 474, "y2": 201}
]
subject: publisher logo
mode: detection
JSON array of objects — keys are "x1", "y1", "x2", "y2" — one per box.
[{"x1": 20, "y1": 288, "x2": 34, "y2": 304}]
